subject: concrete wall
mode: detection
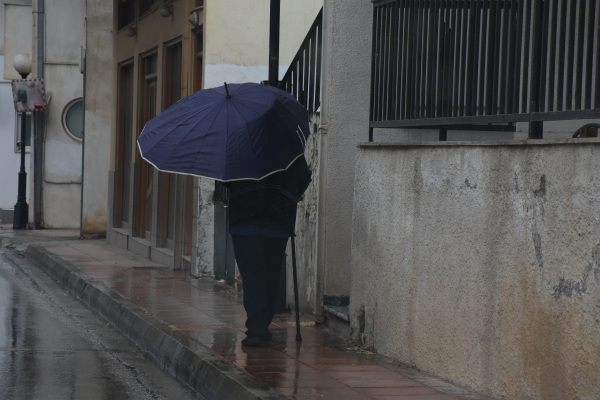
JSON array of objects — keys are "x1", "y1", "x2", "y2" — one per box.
[
  {"x1": 30, "y1": 0, "x2": 86, "y2": 228},
  {"x1": 350, "y1": 139, "x2": 600, "y2": 400},
  {"x1": 81, "y1": 0, "x2": 113, "y2": 234},
  {"x1": 203, "y1": 0, "x2": 322, "y2": 89}
]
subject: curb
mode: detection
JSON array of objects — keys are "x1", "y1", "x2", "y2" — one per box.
[{"x1": 25, "y1": 244, "x2": 287, "y2": 400}]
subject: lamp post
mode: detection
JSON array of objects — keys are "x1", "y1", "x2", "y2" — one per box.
[{"x1": 13, "y1": 54, "x2": 32, "y2": 230}]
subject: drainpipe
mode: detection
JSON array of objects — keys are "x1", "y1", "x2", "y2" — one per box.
[
  {"x1": 79, "y1": 43, "x2": 87, "y2": 239},
  {"x1": 33, "y1": 0, "x2": 44, "y2": 229},
  {"x1": 314, "y1": 0, "x2": 331, "y2": 324}
]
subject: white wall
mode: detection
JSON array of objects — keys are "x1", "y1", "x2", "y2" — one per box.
[
  {"x1": 81, "y1": 0, "x2": 113, "y2": 234},
  {"x1": 203, "y1": 0, "x2": 322, "y2": 89},
  {"x1": 0, "y1": 55, "x2": 30, "y2": 210},
  {"x1": 35, "y1": 0, "x2": 85, "y2": 228},
  {"x1": 351, "y1": 139, "x2": 600, "y2": 400}
]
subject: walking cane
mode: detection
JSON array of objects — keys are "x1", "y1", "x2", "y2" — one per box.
[{"x1": 291, "y1": 236, "x2": 302, "y2": 341}]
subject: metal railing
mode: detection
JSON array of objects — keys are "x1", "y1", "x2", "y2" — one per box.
[
  {"x1": 370, "y1": 0, "x2": 600, "y2": 135},
  {"x1": 280, "y1": 8, "x2": 323, "y2": 113}
]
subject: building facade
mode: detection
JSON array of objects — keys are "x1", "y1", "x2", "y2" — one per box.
[{"x1": 107, "y1": 0, "x2": 321, "y2": 274}]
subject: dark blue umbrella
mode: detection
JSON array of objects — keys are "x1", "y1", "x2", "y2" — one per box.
[{"x1": 137, "y1": 82, "x2": 309, "y2": 181}]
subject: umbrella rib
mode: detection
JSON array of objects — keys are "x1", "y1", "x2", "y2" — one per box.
[
  {"x1": 161, "y1": 100, "x2": 225, "y2": 169},
  {"x1": 227, "y1": 99, "x2": 262, "y2": 177},
  {"x1": 187, "y1": 101, "x2": 228, "y2": 173},
  {"x1": 141, "y1": 97, "x2": 222, "y2": 151}
]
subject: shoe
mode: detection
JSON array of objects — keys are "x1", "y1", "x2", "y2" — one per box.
[
  {"x1": 241, "y1": 335, "x2": 263, "y2": 347},
  {"x1": 241, "y1": 330, "x2": 273, "y2": 347}
]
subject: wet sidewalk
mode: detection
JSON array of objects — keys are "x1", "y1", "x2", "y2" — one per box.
[{"x1": 1, "y1": 228, "x2": 488, "y2": 400}]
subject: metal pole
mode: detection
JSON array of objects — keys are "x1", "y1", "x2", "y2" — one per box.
[
  {"x1": 268, "y1": 0, "x2": 281, "y2": 87},
  {"x1": 79, "y1": 47, "x2": 86, "y2": 238},
  {"x1": 13, "y1": 109, "x2": 28, "y2": 229},
  {"x1": 34, "y1": 0, "x2": 44, "y2": 229},
  {"x1": 291, "y1": 236, "x2": 302, "y2": 341}
]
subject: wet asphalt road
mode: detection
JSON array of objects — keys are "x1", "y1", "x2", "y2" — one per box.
[{"x1": 0, "y1": 248, "x2": 201, "y2": 400}]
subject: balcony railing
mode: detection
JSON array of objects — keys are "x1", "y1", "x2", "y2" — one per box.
[
  {"x1": 280, "y1": 8, "x2": 323, "y2": 113},
  {"x1": 370, "y1": 0, "x2": 600, "y2": 138}
]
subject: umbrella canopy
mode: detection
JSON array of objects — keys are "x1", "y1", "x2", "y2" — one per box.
[{"x1": 137, "y1": 82, "x2": 309, "y2": 182}]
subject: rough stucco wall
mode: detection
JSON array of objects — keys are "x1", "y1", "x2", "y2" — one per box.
[
  {"x1": 285, "y1": 113, "x2": 320, "y2": 315},
  {"x1": 196, "y1": 177, "x2": 215, "y2": 276},
  {"x1": 350, "y1": 140, "x2": 600, "y2": 400},
  {"x1": 82, "y1": 0, "x2": 113, "y2": 234},
  {"x1": 322, "y1": 0, "x2": 515, "y2": 300},
  {"x1": 203, "y1": 0, "x2": 321, "y2": 88}
]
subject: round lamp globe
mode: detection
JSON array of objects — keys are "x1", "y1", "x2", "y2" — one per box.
[{"x1": 13, "y1": 54, "x2": 32, "y2": 77}]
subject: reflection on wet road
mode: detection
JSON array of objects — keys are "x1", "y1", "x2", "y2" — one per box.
[{"x1": 0, "y1": 251, "x2": 201, "y2": 400}]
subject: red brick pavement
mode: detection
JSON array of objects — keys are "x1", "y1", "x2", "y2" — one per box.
[{"x1": 34, "y1": 238, "x2": 487, "y2": 400}]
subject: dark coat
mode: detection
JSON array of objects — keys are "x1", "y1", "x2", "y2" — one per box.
[{"x1": 224, "y1": 156, "x2": 312, "y2": 236}]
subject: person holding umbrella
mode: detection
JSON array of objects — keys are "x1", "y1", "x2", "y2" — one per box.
[
  {"x1": 226, "y1": 154, "x2": 311, "y2": 346},
  {"x1": 138, "y1": 82, "x2": 311, "y2": 347}
]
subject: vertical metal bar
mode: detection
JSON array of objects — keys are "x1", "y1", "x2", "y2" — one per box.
[
  {"x1": 585, "y1": 0, "x2": 596, "y2": 109},
  {"x1": 268, "y1": 0, "x2": 281, "y2": 87},
  {"x1": 410, "y1": 1, "x2": 420, "y2": 119},
  {"x1": 486, "y1": 0, "x2": 500, "y2": 115},
  {"x1": 370, "y1": 6, "x2": 377, "y2": 122},
  {"x1": 426, "y1": 0, "x2": 436, "y2": 118},
  {"x1": 595, "y1": 0, "x2": 600, "y2": 108},
  {"x1": 458, "y1": 0, "x2": 469, "y2": 116},
  {"x1": 556, "y1": 0, "x2": 568, "y2": 111},
  {"x1": 303, "y1": 47, "x2": 310, "y2": 110},
  {"x1": 373, "y1": 6, "x2": 383, "y2": 121},
  {"x1": 379, "y1": 3, "x2": 390, "y2": 121},
  {"x1": 478, "y1": 0, "x2": 489, "y2": 115},
  {"x1": 529, "y1": 0, "x2": 542, "y2": 113},
  {"x1": 397, "y1": 1, "x2": 406, "y2": 120},
  {"x1": 468, "y1": 0, "x2": 480, "y2": 116},
  {"x1": 513, "y1": 0, "x2": 525, "y2": 114},
  {"x1": 406, "y1": 1, "x2": 416, "y2": 119},
  {"x1": 308, "y1": 29, "x2": 317, "y2": 113},
  {"x1": 451, "y1": 0, "x2": 461, "y2": 117},
  {"x1": 415, "y1": 1, "x2": 425, "y2": 118},
  {"x1": 521, "y1": 0, "x2": 532, "y2": 113},
  {"x1": 402, "y1": 1, "x2": 411, "y2": 119},
  {"x1": 574, "y1": 0, "x2": 586, "y2": 110},
  {"x1": 538, "y1": 0, "x2": 551, "y2": 112},
  {"x1": 439, "y1": 125, "x2": 448, "y2": 140},
  {"x1": 505, "y1": 0, "x2": 519, "y2": 114},
  {"x1": 565, "y1": 0, "x2": 577, "y2": 110},
  {"x1": 499, "y1": 0, "x2": 511, "y2": 114},
  {"x1": 547, "y1": 0, "x2": 558, "y2": 111},
  {"x1": 389, "y1": 1, "x2": 400, "y2": 121},
  {"x1": 437, "y1": 2, "x2": 446, "y2": 117},
  {"x1": 297, "y1": 50, "x2": 305, "y2": 108},
  {"x1": 291, "y1": 236, "x2": 302, "y2": 342},
  {"x1": 315, "y1": 15, "x2": 323, "y2": 112},
  {"x1": 430, "y1": 0, "x2": 442, "y2": 117}
]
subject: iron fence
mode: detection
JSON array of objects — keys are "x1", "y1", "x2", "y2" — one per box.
[
  {"x1": 280, "y1": 8, "x2": 323, "y2": 113},
  {"x1": 370, "y1": 0, "x2": 600, "y2": 135}
]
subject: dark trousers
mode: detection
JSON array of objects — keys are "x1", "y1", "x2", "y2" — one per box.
[{"x1": 231, "y1": 235, "x2": 288, "y2": 336}]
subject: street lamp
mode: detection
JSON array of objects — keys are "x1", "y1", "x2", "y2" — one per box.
[{"x1": 13, "y1": 54, "x2": 32, "y2": 229}]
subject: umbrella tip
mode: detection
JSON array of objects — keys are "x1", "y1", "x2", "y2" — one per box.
[{"x1": 224, "y1": 82, "x2": 231, "y2": 98}]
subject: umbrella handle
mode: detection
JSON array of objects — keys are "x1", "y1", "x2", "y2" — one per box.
[{"x1": 224, "y1": 82, "x2": 231, "y2": 98}]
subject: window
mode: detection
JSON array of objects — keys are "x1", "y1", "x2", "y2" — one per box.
[
  {"x1": 158, "y1": 40, "x2": 182, "y2": 249},
  {"x1": 136, "y1": 52, "x2": 158, "y2": 239},
  {"x1": 139, "y1": 0, "x2": 158, "y2": 17},
  {"x1": 118, "y1": 0, "x2": 135, "y2": 30},
  {"x1": 62, "y1": 99, "x2": 84, "y2": 140},
  {"x1": 116, "y1": 62, "x2": 134, "y2": 228},
  {"x1": 14, "y1": 112, "x2": 32, "y2": 153}
]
